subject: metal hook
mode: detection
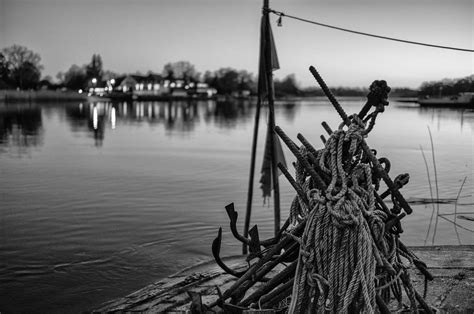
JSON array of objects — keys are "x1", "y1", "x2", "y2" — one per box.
[
  {"x1": 212, "y1": 227, "x2": 248, "y2": 278},
  {"x1": 225, "y1": 203, "x2": 290, "y2": 248}
]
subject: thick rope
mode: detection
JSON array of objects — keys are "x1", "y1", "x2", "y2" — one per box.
[{"x1": 288, "y1": 117, "x2": 380, "y2": 313}]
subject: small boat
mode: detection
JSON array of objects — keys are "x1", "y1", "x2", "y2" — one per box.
[{"x1": 418, "y1": 92, "x2": 474, "y2": 107}]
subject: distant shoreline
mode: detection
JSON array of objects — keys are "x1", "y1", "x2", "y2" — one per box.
[
  {"x1": 0, "y1": 89, "x2": 420, "y2": 104},
  {"x1": 0, "y1": 90, "x2": 89, "y2": 103}
]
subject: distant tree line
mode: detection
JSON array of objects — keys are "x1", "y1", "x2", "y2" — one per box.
[
  {"x1": 419, "y1": 75, "x2": 474, "y2": 96},
  {"x1": 0, "y1": 45, "x2": 43, "y2": 90},
  {"x1": 55, "y1": 54, "x2": 111, "y2": 91},
  {"x1": 299, "y1": 86, "x2": 368, "y2": 98},
  {"x1": 0, "y1": 44, "x2": 329, "y2": 96},
  {"x1": 203, "y1": 68, "x2": 255, "y2": 95},
  {"x1": 2, "y1": 44, "x2": 471, "y2": 98},
  {"x1": 299, "y1": 87, "x2": 420, "y2": 98}
]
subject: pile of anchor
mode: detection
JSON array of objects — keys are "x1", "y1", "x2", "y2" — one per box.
[{"x1": 208, "y1": 66, "x2": 435, "y2": 313}]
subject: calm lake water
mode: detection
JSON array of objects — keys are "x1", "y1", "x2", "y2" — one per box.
[{"x1": 0, "y1": 98, "x2": 472, "y2": 312}]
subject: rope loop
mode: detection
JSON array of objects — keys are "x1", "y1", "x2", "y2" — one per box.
[{"x1": 345, "y1": 114, "x2": 367, "y2": 155}]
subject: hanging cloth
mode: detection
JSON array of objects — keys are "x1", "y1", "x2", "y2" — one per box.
[
  {"x1": 257, "y1": 14, "x2": 280, "y2": 99},
  {"x1": 258, "y1": 14, "x2": 285, "y2": 200},
  {"x1": 260, "y1": 126, "x2": 287, "y2": 200}
]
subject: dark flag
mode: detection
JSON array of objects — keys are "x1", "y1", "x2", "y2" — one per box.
[
  {"x1": 258, "y1": 15, "x2": 280, "y2": 98},
  {"x1": 260, "y1": 127, "x2": 287, "y2": 200},
  {"x1": 258, "y1": 15, "x2": 286, "y2": 200}
]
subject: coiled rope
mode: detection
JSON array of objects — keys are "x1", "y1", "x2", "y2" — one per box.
[{"x1": 288, "y1": 115, "x2": 395, "y2": 313}]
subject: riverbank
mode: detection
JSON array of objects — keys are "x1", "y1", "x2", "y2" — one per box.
[
  {"x1": 0, "y1": 90, "x2": 89, "y2": 103},
  {"x1": 1, "y1": 90, "x2": 422, "y2": 105},
  {"x1": 0, "y1": 89, "x2": 234, "y2": 103}
]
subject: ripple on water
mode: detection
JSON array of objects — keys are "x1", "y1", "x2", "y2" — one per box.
[{"x1": 0, "y1": 100, "x2": 472, "y2": 312}]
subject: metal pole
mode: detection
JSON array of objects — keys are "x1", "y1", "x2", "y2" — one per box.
[
  {"x1": 263, "y1": 0, "x2": 281, "y2": 236},
  {"x1": 242, "y1": 97, "x2": 262, "y2": 254}
]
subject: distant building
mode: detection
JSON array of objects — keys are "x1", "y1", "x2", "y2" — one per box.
[
  {"x1": 105, "y1": 74, "x2": 217, "y2": 99},
  {"x1": 88, "y1": 78, "x2": 107, "y2": 96},
  {"x1": 231, "y1": 89, "x2": 251, "y2": 99},
  {"x1": 190, "y1": 82, "x2": 217, "y2": 98},
  {"x1": 114, "y1": 75, "x2": 137, "y2": 93}
]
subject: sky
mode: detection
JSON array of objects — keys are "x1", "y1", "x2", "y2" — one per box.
[{"x1": 0, "y1": 0, "x2": 472, "y2": 88}]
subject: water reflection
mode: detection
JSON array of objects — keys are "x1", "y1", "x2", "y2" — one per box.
[
  {"x1": 65, "y1": 103, "x2": 106, "y2": 146},
  {"x1": 208, "y1": 100, "x2": 252, "y2": 127},
  {"x1": 396, "y1": 104, "x2": 474, "y2": 133},
  {"x1": 0, "y1": 104, "x2": 43, "y2": 155},
  {"x1": 417, "y1": 106, "x2": 474, "y2": 132},
  {"x1": 111, "y1": 107, "x2": 116, "y2": 129},
  {"x1": 3, "y1": 100, "x2": 470, "y2": 151},
  {"x1": 281, "y1": 102, "x2": 297, "y2": 122},
  {"x1": 62, "y1": 99, "x2": 273, "y2": 144},
  {"x1": 1, "y1": 100, "x2": 470, "y2": 151}
]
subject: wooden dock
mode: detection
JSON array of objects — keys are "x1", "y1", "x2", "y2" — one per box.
[{"x1": 95, "y1": 245, "x2": 473, "y2": 313}]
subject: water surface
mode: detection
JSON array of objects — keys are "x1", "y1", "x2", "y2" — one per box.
[{"x1": 0, "y1": 98, "x2": 472, "y2": 312}]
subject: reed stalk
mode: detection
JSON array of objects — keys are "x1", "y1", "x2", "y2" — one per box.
[
  {"x1": 420, "y1": 145, "x2": 436, "y2": 246},
  {"x1": 427, "y1": 126, "x2": 440, "y2": 245},
  {"x1": 453, "y1": 176, "x2": 467, "y2": 244}
]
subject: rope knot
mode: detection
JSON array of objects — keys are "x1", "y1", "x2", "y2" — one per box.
[
  {"x1": 308, "y1": 188, "x2": 326, "y2": 206},
  {"x1": 368, "y1": 80, "x2": 391, "y2": 113},
  {"x1": 345, "y1": 115, "x2": 367, "y2": 154},
  {"x1": 368, "y1": 210, "x2": 386, "y2": 242}
]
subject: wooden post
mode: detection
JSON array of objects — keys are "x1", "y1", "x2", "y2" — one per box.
[
  {"x1": 263, "y1": 0, "x2": 281, "y2": 236},
  {"x1": 243, "y1": 0, "x2": 281, "y2": 253},
  {"x1": 243, "y1": 98, "x2": 262, "y2": 254}
]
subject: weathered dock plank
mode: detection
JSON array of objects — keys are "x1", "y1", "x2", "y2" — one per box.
[
  {"x1": 95, "y1": 246, "x2": 474, "y2": 313},
  {"x1": 409, "y1": 245, "x2": 474, "y2": 269}
]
